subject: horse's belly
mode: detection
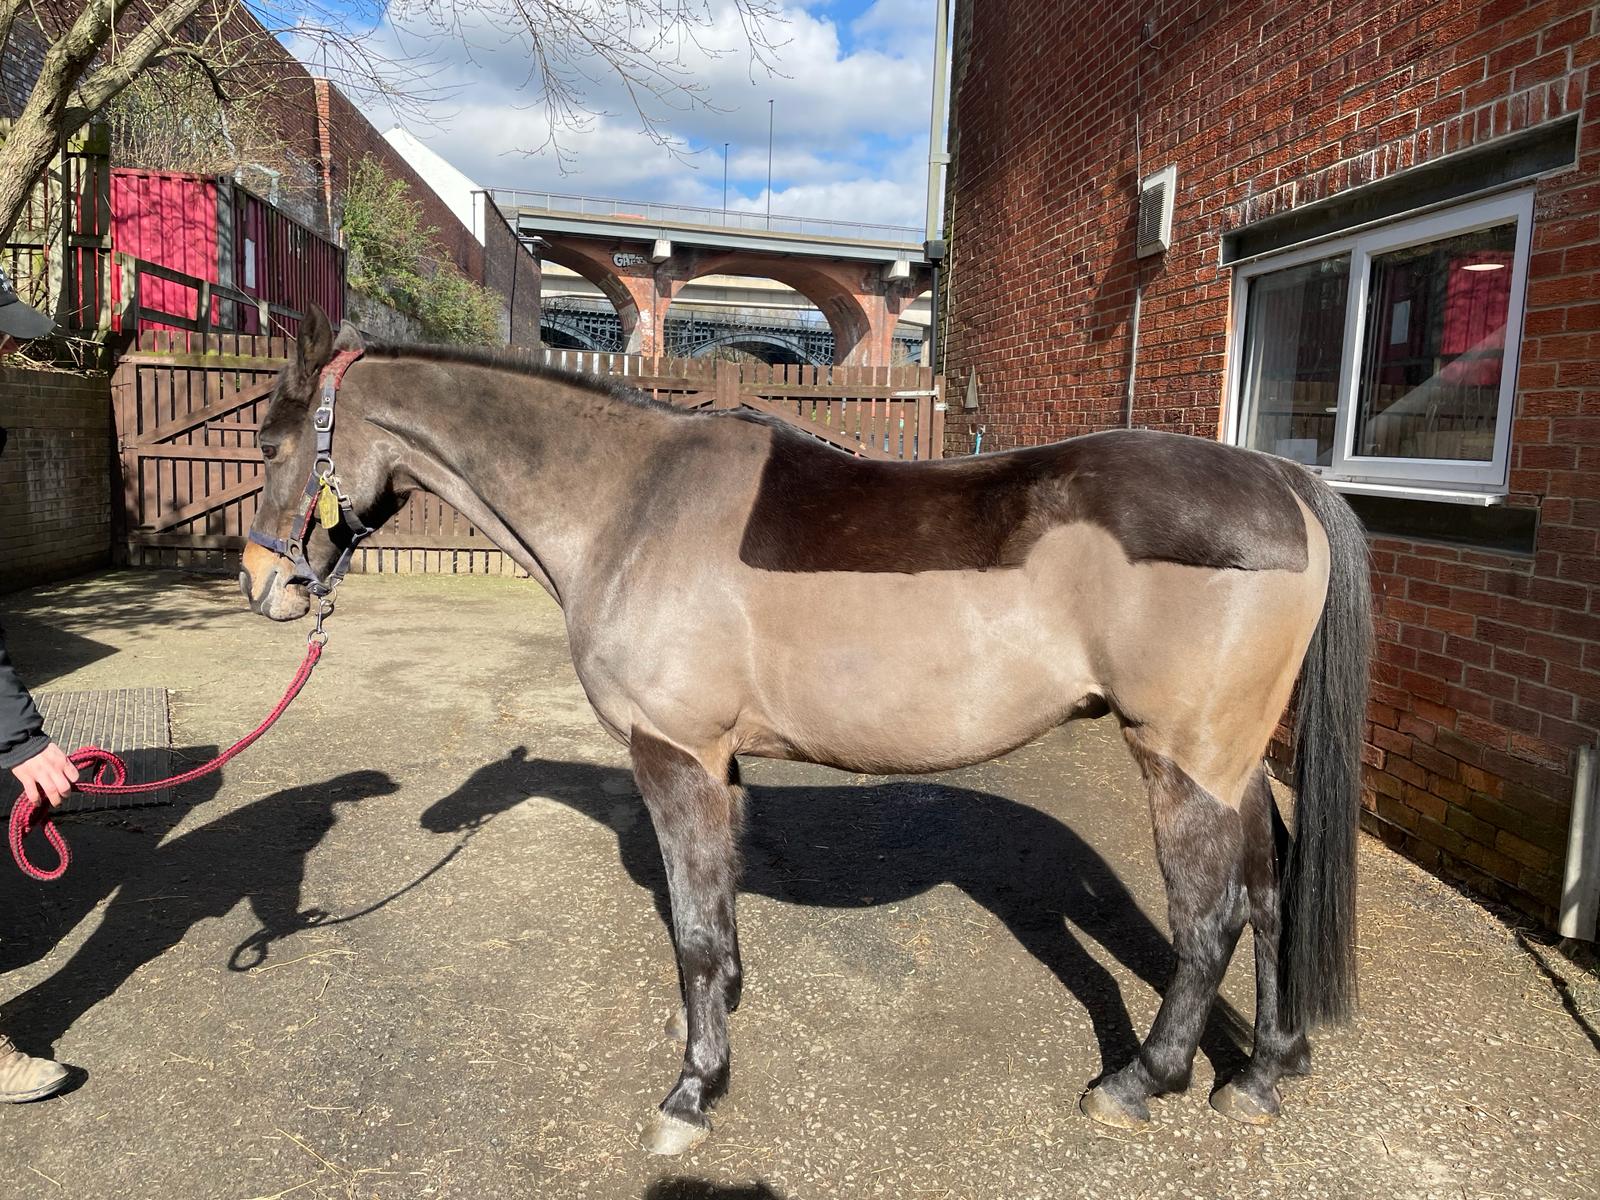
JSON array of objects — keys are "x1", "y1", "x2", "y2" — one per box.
[{"x1": 738, "y1": 568, "x2": 1092, "y2": 773}]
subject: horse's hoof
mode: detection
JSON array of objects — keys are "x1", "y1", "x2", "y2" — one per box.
[
  {"x1": 1080, "y1": 1084, "x2": 1149, "y2": 1130},
  {"x1": 641, "y1": 1110, "x2": 709, "y2": 1156},
  {"x1": 1210, "y1": 1081, "x2": 1280, "y2": 1126},
  {"x1": 663, "y1": 1005, "x2": 687, "y2": 1043}
]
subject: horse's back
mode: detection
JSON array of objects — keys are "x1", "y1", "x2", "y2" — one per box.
[{"x1": 736, "y1": 426, "x2": 1312, "y2": 578}]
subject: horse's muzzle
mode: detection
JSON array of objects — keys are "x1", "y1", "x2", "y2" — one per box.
[{"x1": 239, "y1": 559, "x2": 311, "y2": 622}]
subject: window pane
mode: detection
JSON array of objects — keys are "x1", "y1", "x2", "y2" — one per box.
[
  {"x1": 1238, "y1": 255, "x2": 1349, "y2": 465},
  {"x1": 1352, "y1": 223, "x2": 1515, "y2": 461}
]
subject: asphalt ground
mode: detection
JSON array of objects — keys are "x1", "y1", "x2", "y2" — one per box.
[{"x1": 0, "y1": 570, "x2": 1595, "y2": 1200}]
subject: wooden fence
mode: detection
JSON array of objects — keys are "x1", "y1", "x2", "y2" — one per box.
[
  {"x1": 113, "y1": 254, "x2": 305, "y2": 339},
  {"x1": 114, "y1": 334, "x2": 945, "y2": 575},
  {"x1": 0, "y1": 123, "x2": 112, "y2": 333}
]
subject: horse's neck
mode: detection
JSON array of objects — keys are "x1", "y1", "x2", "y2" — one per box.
[{"x1": 382, "y1": 363, "x2": 673, "y2": 602}]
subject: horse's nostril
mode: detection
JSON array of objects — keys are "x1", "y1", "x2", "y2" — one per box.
[{"x1": 239, "y1": 570, "x2": 253, "y2": 602}]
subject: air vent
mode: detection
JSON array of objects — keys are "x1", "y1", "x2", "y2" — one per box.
[{"x1": 1137, "y1": 165, "x2": 1176, "y2": 258}]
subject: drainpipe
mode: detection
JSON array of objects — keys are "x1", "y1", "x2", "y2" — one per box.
[
  {"x1": 924, "y1": 0, "x2": 951, "y2": 246},
  {"x1": 1124, "y1": 19, "x2": 1153, "y2": 429},
  {"x1": 923, "y1": 0, "x2": 952, "y2": 371},
  {"x1": 1124, "y1": 279, "x2": 1142, "y2": 428},
  {"x1": 1559, "y1": 743, "x2": 1600, "y2": 940}
]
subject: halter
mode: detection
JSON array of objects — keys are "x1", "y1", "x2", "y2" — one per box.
[{"x1": 248, "y1": 348, "x2": 374, "y2": 600}]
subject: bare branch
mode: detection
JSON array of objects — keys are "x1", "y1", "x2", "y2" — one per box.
[{"x1": 72, "y1": 0, "x2": 209, "y2": 118}]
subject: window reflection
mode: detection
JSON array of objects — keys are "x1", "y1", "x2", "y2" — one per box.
[
  {"x1": 1238, "y1": 255, "x2": 1350, "y2": 466},
  {"x1": 1353, "y1": 223, "x2": 1514, "y2": 462}
]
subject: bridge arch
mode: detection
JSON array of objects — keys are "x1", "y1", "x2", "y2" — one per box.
[
  {"x1": 672, "y1": 253, "x2": 873, "y2": 365},
  {"x1": 539, "y1": 306, "x2": 614, "y2": 351},
  {"x1": 689, "y1": 331, "x2": 821, "y2": 366},
  {"x1": 525, "y1": 231, "x2": 928, "y2": 362},
  {"x1": 534, "y1": 241, "x2": 649, "y2": 352}
]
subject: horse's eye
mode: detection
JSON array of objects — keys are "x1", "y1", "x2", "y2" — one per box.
[{"x1": 260, "y1": 444, "x2": 278, "y2": 461}]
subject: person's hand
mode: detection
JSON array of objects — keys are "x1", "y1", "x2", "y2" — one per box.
[{"x1": 11, "y1": 744, "x2": 78, "y2": 807}]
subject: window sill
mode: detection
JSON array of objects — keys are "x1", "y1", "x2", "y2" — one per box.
[{"x1": 1322, "y1": 478, "x2": 1506, "y2": 507}]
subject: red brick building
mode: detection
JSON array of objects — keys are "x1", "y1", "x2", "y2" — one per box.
[{"x1": 941, "y1": 0, "x2": 1599, "y2": 925}]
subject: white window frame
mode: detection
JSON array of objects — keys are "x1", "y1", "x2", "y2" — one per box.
[{"x1": 1224, "y1": 189, "x2": 1535, "y2": 497}]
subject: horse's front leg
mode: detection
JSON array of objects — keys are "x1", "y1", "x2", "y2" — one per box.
[{"x1": 630, "y1": 727, "x2": 745, "y2": 1155}]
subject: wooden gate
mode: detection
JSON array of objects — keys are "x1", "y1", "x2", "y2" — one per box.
[{"x1": 114, "y1": 334, "x2": 945, "y2": 573}]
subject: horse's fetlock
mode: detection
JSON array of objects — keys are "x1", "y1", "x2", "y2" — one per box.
[{"x1": 1139, "y1": 1048, "x2": 1194, "y2": 1095}]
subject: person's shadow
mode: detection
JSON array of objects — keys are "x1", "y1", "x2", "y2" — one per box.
[
  {"x1": 422, "y1": 747, "x2": 1251, "y2": 1080},
  {"x1": 0, "y1": 768, "x2": 397, "y2": 1053}
]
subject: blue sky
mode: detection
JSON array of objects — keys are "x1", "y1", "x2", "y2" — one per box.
[{"x1": 290, "y1": 0, "x2": 936, "y2": 228}]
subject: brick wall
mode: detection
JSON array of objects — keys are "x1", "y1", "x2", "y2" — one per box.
[
  {"x1": 0, "y1": 368, "x2": 112, "y2": 591},
  {"x1": 0, "y1": 18, "x2": 47, "y2": 120},
  {"x1": 482, "y1": 202, "x2": 542, "y2": 348},
  {"x1": 944, "y1": 0, "x2": 1600, "y2": 922},
  {"x1": 308, "y1": 81, "x2": 485, "y2": 283}
]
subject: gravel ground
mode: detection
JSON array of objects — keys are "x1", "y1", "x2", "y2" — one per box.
[{"x1": 0, "y1": 570, "x2": 1595, "y2": 1200}]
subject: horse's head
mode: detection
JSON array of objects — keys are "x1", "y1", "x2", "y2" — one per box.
[{"x1": 241, "y1": 306, "x2": 392, "y2": 620}]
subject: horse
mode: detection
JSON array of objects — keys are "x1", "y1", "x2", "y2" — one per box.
[{"x1": 240, "y1": 307, "x2": 1370, "y2": 1155}]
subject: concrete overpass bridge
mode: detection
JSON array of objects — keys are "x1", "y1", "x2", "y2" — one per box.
[{"x1": 493, "y1": 190, "x2": 933, "y2": 365}]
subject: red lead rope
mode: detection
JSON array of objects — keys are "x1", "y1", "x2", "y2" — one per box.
[{"x1": 8, "y1": 639, "x2": 325, "y2": 882}]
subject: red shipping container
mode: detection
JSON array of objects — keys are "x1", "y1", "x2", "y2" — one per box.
[{"x1": 110, "y1": 168, "x2": 343, "y2": 338}]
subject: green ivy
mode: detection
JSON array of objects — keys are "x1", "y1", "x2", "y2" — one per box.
[{"x1": 342, "y1": 156, "x2": 500, "y2": 346}]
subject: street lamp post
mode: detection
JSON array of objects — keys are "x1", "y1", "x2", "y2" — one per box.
[
  {"x1": 766, "y1": 98, "x2": 774, "y2": 230},
  {"x1": 723, "y1": 142, "x2": 730, "y2": 217}
]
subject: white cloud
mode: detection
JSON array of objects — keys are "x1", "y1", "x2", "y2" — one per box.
[{"x1": 295, "y1": 0, "x2": 932, "y2": 230}]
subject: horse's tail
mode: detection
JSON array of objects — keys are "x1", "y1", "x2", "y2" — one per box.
[{"x1": 1275, "y1": 464, "x2": 1371, "y2": 1029}]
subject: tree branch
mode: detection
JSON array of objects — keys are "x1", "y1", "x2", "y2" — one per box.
[
  {"x1": 0, "y1": 0, "x2": 23, "y2": 68},
  {"x1": 72, "y1": 0, "x2": 210, "y2": 118}
]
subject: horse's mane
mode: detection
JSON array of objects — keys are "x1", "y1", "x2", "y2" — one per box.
[{"x1": 362, "y1": 340, "x2": 688, "y2": 416}]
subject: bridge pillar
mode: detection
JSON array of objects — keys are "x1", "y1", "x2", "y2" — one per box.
[
  {"x1": 536, "y1": 239, "x2": 683, "y2": 356},
  {"x1": 843, "y1": 291, "x2": 894, "y2": 367},
  {"x1": 832, "y1": 267, "x2": 931, "y2": 367},
  {"x1": 607, "y1": 260, "x2": 681, "y2": 356}
]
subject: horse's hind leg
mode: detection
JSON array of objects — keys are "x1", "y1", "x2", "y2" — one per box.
[
  {"x1": 1082, "y1": 744, "x2": 1249, "y2": 1129},
  {"x1": 1211, "y1": 768, "x2": 1311, "y2": 1124},
  {"x1": 630, "y1": 728, "x2": 744, "y2": 1155}
]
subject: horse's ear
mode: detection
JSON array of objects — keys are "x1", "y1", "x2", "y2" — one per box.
[
  {"x1": 295, "y1": 305, "x2": 335, "y2": 385},
  {"x1": 333, "y1": 319, "x2": 365, "y2": 353}
]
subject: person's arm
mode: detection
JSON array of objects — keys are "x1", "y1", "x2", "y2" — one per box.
[
  {"x1": 0, "y1": 625, "x2": 76, "y2": 805},
  {"x1": 0, "y1": 625, "x2": 46, "y2": 770}
]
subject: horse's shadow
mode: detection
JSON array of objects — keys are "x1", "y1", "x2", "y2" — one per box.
[
  {"x1": 645, "y1": 1181, "x2": 785, "y2": 1200},
  {"x1": 424, "y1": 747, "x2": 1252, "y2": 1080},
  {"x1": 0, "y1": 767, "x2": 398, "y2": 1053}
]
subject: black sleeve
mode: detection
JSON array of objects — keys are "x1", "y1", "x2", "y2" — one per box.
[{"x1": 0, "y1": 623, "x2": 48, "y2": 771}]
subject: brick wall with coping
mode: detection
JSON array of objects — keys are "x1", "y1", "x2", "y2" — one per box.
[
  {"x1": 944, "y1": 0, "x2": 1600, "y2": 922},
  {"x1": 482, "y1": 202, "x2": 542, "y2": 348},
  {"x1": 0, "y1": 368, "x2": 112, "y2": 592},
  {"x1": 307, "y1": 80, "x2": 486, "y2": 285}
]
